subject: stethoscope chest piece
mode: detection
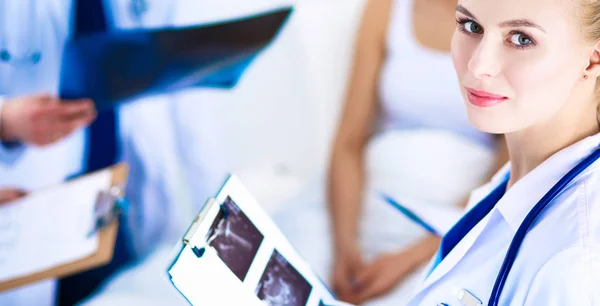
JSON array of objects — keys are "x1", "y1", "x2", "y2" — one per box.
[{"x1": 0, "y1": 49, "x2": 41, "y2": 64}]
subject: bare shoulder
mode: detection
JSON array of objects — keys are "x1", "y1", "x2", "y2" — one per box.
[{"x1": 357, "y1": 0, "x2": 394, "y2": 46}]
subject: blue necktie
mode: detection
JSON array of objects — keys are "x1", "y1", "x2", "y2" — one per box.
[
  {"x1": 428, "y1": 178, "x2": 508, "y2": 275},
  {"x1": 58, "y1": 2, "x2": 129, "y2": 305},
  {"x1": 74, "y1": 0, "x2": 119, "y2": 173}
]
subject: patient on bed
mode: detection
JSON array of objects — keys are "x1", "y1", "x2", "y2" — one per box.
[{"x1": 272, "y1": 0, "x2": 507, "y2": 304}]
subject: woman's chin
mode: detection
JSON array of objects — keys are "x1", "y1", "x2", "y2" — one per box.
[{"x1": 466, "y1": 112, "x2": 518, "y2": 135}]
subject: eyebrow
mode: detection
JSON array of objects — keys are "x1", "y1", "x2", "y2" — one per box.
[
  {"x1": 456, "y1": 5, "x2": 547, "y2": 33},
  {"x1": 456, "y1": 5, "x2": 476, "y2": 19}
]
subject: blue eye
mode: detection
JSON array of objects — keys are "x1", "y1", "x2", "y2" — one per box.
[
  {"x1": 463, "y1": 21, "x2": 483, "y2": 34},
  {"x1": 456, "y1": 18, "x2": 484, "y2": 35},
  {"x1": 509, "y1": 33, "x2": 532, "y2": 46}
]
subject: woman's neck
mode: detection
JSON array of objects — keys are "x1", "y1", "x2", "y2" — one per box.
[{"x1": 505, "y1": 101, "x2": 600, "y2": 189}]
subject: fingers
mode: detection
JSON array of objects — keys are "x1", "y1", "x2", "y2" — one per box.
[
  {"x1": 333, "y1": 267, "x2": 351, "y2": 295},
  {"x1": 2, "y1": 94, "x2": 97, "y2": 146},
  {"x1": 30, "y1": 99, "x2": 97, "y2": 146},
  {"x1": 355, "y1": 276, "x2": 387, "y2": 303},
  {"x1": 56, "y1": 110, "x2": 96, "y2": 134},
  {"x1": 47, "y1": 99, "x2": 96, "y2": 120},
  {"x1": 0, "y1": 188, "x2": 26, "y2": 204},
  {"x1": 34, "y1": 121, "x2": 81, "y2": 146},
  {"x1": 353, "y1": 255, "x2": 406, "y2": 304},
  {"x1": 332, "y1": 247, "x2": 366, "y2": 303},
  {"x1": 355, "y1": 262, "x2": 378, "y2": 290},
  {"x1": 353, "y1": 263, "x2": 386, "y2": 303},
  {"x1": 332, "y1": 264, "x2": 357, "y2": 302},
  {"x1": 30, "y1": 92, "x2": 55, "y2": 103}
]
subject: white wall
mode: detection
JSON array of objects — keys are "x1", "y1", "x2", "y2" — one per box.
[{"x1": 172, "y1": 0, "x2": 365, "y2": 213}]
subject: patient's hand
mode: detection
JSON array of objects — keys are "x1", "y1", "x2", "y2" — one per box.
[
  {"x1": 0, "y1": 188, "x2": 26, "y2": 204},
  {"x1": 332, "y1": 244, "x2": 364, "y2": 303},
  {"x1": 351, "y1": 249, "x2": 421, "y2": 304}
]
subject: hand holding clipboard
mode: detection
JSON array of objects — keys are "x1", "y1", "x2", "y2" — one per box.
[
  {"x1": 0, "y1": 188, "x2": 26, "y2": 204},
  {"x1": 0, "y1": 163, "x2": 129, "y2": 293}
]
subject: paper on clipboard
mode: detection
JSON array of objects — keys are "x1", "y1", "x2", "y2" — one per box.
[{"x1": 0, "y1": 164, "x2": 128, "y2": 292}]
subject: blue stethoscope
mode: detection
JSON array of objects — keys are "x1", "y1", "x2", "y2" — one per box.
[
  {"x1": 0, "y1": 0, "x2": 149, "y2": 66},
  {"x1": 480, "y1": 144, "x2": 600, "y2": 305}
]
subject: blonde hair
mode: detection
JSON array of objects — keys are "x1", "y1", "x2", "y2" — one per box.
[
  {"x1": 580, "y1": 0, "x2": 600, "y2": 41},
  {"x1": 578, "y1": 0, "x2": 600, "y2": 123}
]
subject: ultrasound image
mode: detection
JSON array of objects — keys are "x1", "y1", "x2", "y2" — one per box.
[
  {"x1": 207, "y1": 196, "x2": 264, "y2": 281},
  {"x1": 256, "y1": 250, "x2": 312, "y2": 306}
]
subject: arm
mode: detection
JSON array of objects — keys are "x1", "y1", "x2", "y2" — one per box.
[
  {"x1": 327, "y1": 0, "x2": 391, "y2": 300},
  {"x1": 328, "y1": 0, "x2": 391, "y2": 257}
]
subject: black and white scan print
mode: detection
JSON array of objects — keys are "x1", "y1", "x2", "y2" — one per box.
[
  {"x1": 256, "y1": 249, "x2": 313, "y2": 306},
  {"x1": 207, "y1": 196, "x2": 264, "y2": 281}
]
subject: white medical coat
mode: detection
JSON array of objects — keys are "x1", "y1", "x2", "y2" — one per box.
[{"x1": 408, "y1": 133, "x2": 600, "y2": 305}]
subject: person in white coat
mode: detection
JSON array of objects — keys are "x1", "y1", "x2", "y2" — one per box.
[
  {"x1": 0, "y1": 1, "x2": 103, "y2": 305},
  {"x1": 408, "y1": 0, "x2": 600, "y2": 304},
  {"x1": 0, "y1": 1, "x2": 193, "y2": 305}
]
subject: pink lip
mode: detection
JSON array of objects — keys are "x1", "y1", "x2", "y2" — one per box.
[{"x1": 466, "y1": 87, "x2": 508, "y2": 107}]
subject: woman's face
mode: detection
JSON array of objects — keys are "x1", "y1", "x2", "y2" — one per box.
[{"x1": 451, "y1": 0, "x2": 594, "y2": 134}]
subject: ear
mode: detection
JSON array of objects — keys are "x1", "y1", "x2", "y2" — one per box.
[{"x1": 584, "y1": 42, "x2": 600, "y2": 78}]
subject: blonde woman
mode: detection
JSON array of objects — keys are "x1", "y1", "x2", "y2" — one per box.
[{"x1": 409, "y1": 0, "x2": 600, "y2": 304}]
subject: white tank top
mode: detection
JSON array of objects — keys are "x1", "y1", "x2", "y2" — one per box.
[{"x1": 377, "y1": 0, "x2": 494, "y2": 148}]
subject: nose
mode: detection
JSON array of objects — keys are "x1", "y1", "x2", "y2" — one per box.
[{"x1": 467, "y1": 38, "x2": 501, "y2": 79}]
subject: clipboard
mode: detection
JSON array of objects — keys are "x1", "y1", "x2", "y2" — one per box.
[
  {"x1": 0, "y1": 163, "x2": 129, "y2": 292},
  {"x1": 167, "y1": 177, "x2": 345, "y2": 305},
  {"x1": 181, "y1": 197, "x2": 224, "y2": 258},
  {"x1": 168, "y1": 196, "x2": 270, "y2": 306}
]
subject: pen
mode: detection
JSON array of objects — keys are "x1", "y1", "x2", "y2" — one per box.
[{"x1": 379, "y1": 193, "x2": 440, "y2": 236}]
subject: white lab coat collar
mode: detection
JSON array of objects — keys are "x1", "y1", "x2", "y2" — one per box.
[
  {"x1": 421, "y1": 132, "x2": 600, "y2": 290},
  {"x1": 496, "y1": 133, "x2": 600, "y2": 232}
]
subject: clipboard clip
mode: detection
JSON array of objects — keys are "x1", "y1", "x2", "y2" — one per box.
[
  {"x1": 182, "y1": 197, "x2": 229, "y2": 259},
  {"x1": 89, "y1": 184, "x2": 128, "y2": 237}
]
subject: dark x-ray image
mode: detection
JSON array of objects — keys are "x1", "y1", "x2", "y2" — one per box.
[
  {"x1": 256, "y1": 250, "x2": 313, "y2": 306},
  {"x1": 207, "y1": 196, "x2": 264, "y2": 281}
]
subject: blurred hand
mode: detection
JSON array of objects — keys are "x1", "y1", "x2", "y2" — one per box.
[
  {"x1": 0, "y1": 93, "x2": 96, "y2": 146},
  {"x1": 0, "y1": 188, "x2": 26, "y2": 204},
  {"x1": 352, "y1": 250, "x2": 420, "y2": 304},
  {"x1": 332, "y1": 244, "x2": 364, "y2": 303}
]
